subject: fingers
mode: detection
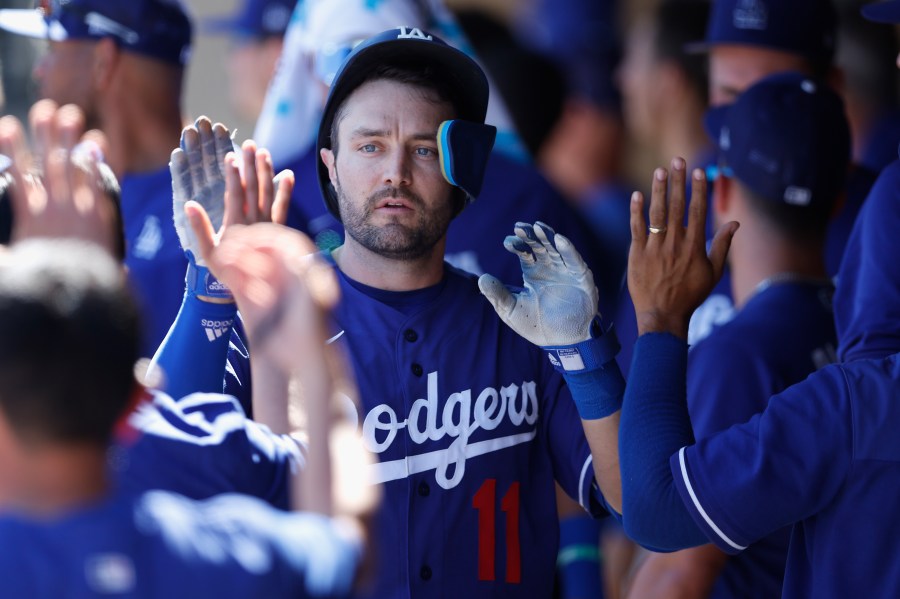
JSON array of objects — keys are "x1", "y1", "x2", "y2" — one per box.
[
  {"x1": 532, "y1": 221, "x2": 565, "y2": 269},
  {"x1": 647, "y1": 167, "x2": 668, "y2": 236},
  {"x1": 184, "y1": 200, "x2": 218, "y2": 265},
  {"x1": 242, "y1": 140, "x2": 259, "y2": 222},
  {"x1": 502, "y1": 234, "x2": 535, "y2": 264},
  {"x1": 630, "y1": 191, "x2": 647, "y2": 246},
  {"x1": 686, "y1": 168, "x2": 708, "y2": 250},
  {"x1": 554, "y1": 233, "x2": 590, "y2": 278},
  {"x1": 514, "y1": 222, "x2": 551, "y2": 268},
  {"x1": 28, "y1": 99, "x2": 59, "y2": 161},
  {"x1": 708, "y1": 220, "x2": 740, "y2": 283},
  {"x1": 212, "y1": 123, "x2": 233, "y2": 173},
  {"x1": 256, "y1": 148, "x2": 274, "y2": 222},
  {"x1": 180, "y1": 126, "x2": 206, "y2": 193},
  {"x1": 667, "y1": 157, "x2": 686, "y2": 235},
  {"x1": 272, "y1": 169, "x2": 294, "y2": 226},
  {"x1": 222, "y1": 153, "x2": 245, "y2": 228},
  {"x1": 478, "y1": 273, "x2": 517, "y2": 318},
  {"x1": 169, "y1": 148, "x2": 193, "y2": 204},
  {"x1": 195, "y1": 116, "x2": 221, "y2": 185}
]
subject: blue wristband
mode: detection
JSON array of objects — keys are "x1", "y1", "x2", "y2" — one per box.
[
  {"x1": 545, "y1": 322, "x2": 626, "y2": 420},
  {"x1": 185, "y1": 251, "x2": 232, "y2": 300}
]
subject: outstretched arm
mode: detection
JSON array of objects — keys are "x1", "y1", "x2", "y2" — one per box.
[
  {"x1": 620, "y1": 158, "x2": 738, "y2": 550},
  {"x1": 149, "y1": 117, "x2": 293, "y2": 399},
  {"x1": 478, "y1": 220, "x2": 625, "y2": 513}
]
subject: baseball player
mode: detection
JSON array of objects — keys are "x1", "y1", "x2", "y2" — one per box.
[
  {"x1": 0, "y1": 0, "x2": 194, "y2": 357},
  {"x1": 609, "y1": 7, "x2": 900, "y2": 584},
  {"x1": 250, "y1": 0, "x2": 608, "y2": 301},
  {"x1": 160, "y1": 27, "x2": 626, "y2": 598},
  {"x1": 628, "y1": 74, "x2": 849, "y2": 599}
]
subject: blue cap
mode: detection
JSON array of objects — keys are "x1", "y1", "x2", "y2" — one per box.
[
  {"x1": 204, "y1": 0, "x2": 296, "y2": 39},
  {"x1": 316, "y1": 27, "x2": 492, "y2": 219},
  {"x1": 704, "y1": 72, "x2": 850, "y2": 209},
  {"x1": 0, "y1": 0, "x2": 192, "y2": 66},
  {"x1": 688, "y1": 0, "x2": 837, "y2": 72},
  {"x1": 861, "y1": 1, "x2": 900, "y2": 23}
]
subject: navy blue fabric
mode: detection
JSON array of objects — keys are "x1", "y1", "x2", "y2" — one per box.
[
  {"x1": 204, "y1": 0, "x2": 295, "y2": 38},
  {"x1": 835, "y1": 159, "x2": 900, "y2": 361},
  {"x1": 0, "y1": 489, "x2": 359, "y2": 598},
  {"x1": 120, "y1": 167, "x2": 189, "y2": 358},
  {"x1": 115, "y1": 390, "x2": 301, "y2": 511},
  {"x1": 223, "y1": 263, "x2": 611, "y2": 598},
  {"x1": 619, "y1": 333, "x2": 707, "y2": 552},
  {"x1": 673, "y1": 353, "x2": 900, "y2": 598},
  {"x1": 686, "y1": 280, "x2": 837, "y2": 599}
]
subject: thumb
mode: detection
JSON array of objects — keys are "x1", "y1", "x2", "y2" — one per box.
[
  {"x1": 708, "y1": 220, "x2": 739, "y2": 283},
  {"x1": 478, "y1": 273, "x2": 517, "y2": 319},
  {"x1": 185, "y1": 200, "x2": 217, "y2": 265}
]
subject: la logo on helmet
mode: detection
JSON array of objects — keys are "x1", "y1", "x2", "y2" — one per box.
[{"x1": 397, "y1": 26, "x2": 432, "y2": 41}]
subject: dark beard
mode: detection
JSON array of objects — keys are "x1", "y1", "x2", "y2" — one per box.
[{"x1": 336, "y1": 177, "x2": 453, "y2": 261}]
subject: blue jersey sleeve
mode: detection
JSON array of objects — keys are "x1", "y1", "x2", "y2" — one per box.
[
  {"x1": 671, "y1": 365, "x2": 853, "y2": 555},
  {"x1": 118, "y1": 391, "x2": 304, "y2": 509}
]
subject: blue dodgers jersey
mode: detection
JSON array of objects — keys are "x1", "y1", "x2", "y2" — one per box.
[
  {"x1": 120, "y1": 167, "x2": 189, "y2": 357},
  {"x1": 671, "y1": 352, "x2": 900, "y2": 599},
  {"x1": 227, "y1": 265, "x2": 607, "y2": 598},
  {"x1": 835, "y1": 159, "x2": 900, "y2": 362},
  {"x1": 686, "y1": 280, "x2": 837, "y2": 599},
  {"x1": 114, "y1": 391, "x2": 303, "y2": 510},
  {"x1": 0, "y1": 490, "x2": 360, "y2": 598},
  {"x1": 278, "y1": 148, "x2": 608, "y2": 296}
]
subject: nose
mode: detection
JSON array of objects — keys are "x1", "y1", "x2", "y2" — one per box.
[{"x1": 382, "y1": 146, "x2": 411, "y2": 187}]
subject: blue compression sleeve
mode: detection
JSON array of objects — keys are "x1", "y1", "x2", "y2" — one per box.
[
  {"x1": 619, "y1": 333, "x2": 707, "y2": 551},
  {"x1": 150, "y1": 293, "x2": 237, "y2": 400},
  {"x1": 557, "y1": 514, "x2": 605, "y2": 599}
]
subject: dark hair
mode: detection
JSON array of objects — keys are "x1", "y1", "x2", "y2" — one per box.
[
  {"x1": 0, "y1": 174, "x2": 11, "y2": 245},
  {"x1": 0, "y1": 240, "x2": 140, "y2": 446},
  {"x1": 654, "y1": 0, "x2": 711, "y2": 105},
  {"x1": 738, "y1": 181, "x2": 835, "y2": 242}
]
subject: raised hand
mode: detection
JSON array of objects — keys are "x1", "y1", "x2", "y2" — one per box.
[
  {"x1": 627, "y1": 157, "x2": 739, "y2": 339},
  {"x1": 479, "y1": 221, "x2": 599, "y2": 347},
  {"x1": 0, "y1": 100, "x2": 119, "y2": 254}
]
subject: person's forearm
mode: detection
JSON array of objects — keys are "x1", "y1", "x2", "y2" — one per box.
[
  {"x1": 148, "y1": 293, "x2": 236, "y2": 399},
  {"x1": 620, "y1": 333, "x2": 707, "y2": 551}
]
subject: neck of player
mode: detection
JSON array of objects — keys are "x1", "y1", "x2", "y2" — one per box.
[
  {"x1": 332, "y1": 236, "x2": 448, "y2": 291},
  {"x1": 12, "y1": 444, "x2": 110, "y2": 518}
]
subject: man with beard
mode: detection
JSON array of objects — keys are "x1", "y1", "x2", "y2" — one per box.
[{"x1": 157, "y1": 28, "x2": 626, "y2": 599}]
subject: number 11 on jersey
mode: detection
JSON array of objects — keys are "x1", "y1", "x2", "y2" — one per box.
[{"x1": 472, "y1": 479, "x2": 521, "y2": 583}]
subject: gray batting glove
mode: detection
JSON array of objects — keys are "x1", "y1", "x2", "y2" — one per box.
[
  {"x1": 478, "y1": 221, "x2": 600, "y2": 347},
  {"x1": 170, "y1": 116, "x2": 234, "y2": 267}
]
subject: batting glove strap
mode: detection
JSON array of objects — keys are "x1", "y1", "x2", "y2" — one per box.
[
  {"x1": 544, "y1": 320, "x2": 620, "y2": 373},
  {"x1": 185, "y1": 251, "x2": 233, "y2": 300},
  {"x1": 545, "y1": 322, "x2": 625, "y2": 420}
]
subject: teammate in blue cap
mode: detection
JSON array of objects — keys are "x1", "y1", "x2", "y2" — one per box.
[
  {"x1": 158, "y1": 26, "x2": 626, "y2": 598},
  {"x1": 0, "y1": 0, "x2": 194, "y2": 358},
  {"x1": 204, "y1": 0, "x2": 298, "y2": 126},
  {"x1": 628, "y1": 73, "x2": 850, "y2": 599}
]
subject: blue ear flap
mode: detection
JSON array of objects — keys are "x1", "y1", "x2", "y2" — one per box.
[{"x1": 437, "y1": 120, "x2": 497, "y2": 201}]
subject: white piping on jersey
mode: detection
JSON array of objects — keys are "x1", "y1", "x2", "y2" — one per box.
[
  {"x1": 325, "y1": 330, "x2": 345, "y2": 345},
  {"x1": 678, "y1": 447, "x2": 747, "y2": 551},
  {"x1": 368, "y1": 429, "x2": 537, "y2": 488},
  {"x1": 578, "y1": 454, "x2": 593, "y2": 511}
]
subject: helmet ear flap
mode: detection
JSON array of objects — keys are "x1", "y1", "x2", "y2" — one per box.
[{"x1": 437, "y1": 120, "x2": 497, "y2": 204}]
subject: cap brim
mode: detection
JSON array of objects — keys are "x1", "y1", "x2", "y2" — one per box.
[
  {"x1": 703, "y1": 105, "x2": 729, "y2": 143},
  {"x1": 0, "y1": 10, "x2": 49, "y2": 39},
  {"x1": 861, "y1": 1, "x2": 900, "y2": 23}
]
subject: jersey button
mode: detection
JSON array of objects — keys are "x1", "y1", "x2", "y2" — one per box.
[
  {"x1": 404, "y1": 329, "x2": 418, "y2": 342},
  {"x1": 420, "y1": 565, "x2": 432, "y2": 581},
  {"x1": 418, "y1": 481, "x2": 430, "y2": 497},
  {"x1": 411, "y1": 363, "x2": 423, "y2": 377}
]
